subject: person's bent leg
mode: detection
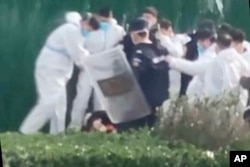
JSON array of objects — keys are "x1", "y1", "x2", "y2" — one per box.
[
  {"x1": 19, "y1": 99, "x2": 52, "y2": 134},
  {"x1": 19, "y1": 67, "x2": 54, "y2": 134},
  {"x1": 93, "y1": 87, "x2": 105, "y2": 111}
]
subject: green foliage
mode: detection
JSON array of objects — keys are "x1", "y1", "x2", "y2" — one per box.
[
  {"x1": 157, "y1": 94, "x2": 250, "y2": 150},
  {"x1": 1, "y1": 131, "x2": 229, "y2": 167}
]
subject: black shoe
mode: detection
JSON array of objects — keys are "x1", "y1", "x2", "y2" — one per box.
[{"x1": 243, "y1": 106, "x2": 250, "y2": 123}]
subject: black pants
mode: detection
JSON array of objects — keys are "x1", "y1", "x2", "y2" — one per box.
[
  {"x1": 240, "y1": 77, "x2": 250, "y2": 106},
  {"x1": 179, "y1": 73, "x2": 193, "y2": 97}
]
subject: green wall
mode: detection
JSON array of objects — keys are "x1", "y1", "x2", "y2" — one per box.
[{"x1": 0, "y1": 0, "x2": 249, "y2": 132}]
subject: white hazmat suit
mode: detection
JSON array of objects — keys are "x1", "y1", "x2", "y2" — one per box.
[
  {"x1": 69, "y1": 21, "x2": 125, "y2": 129},
  {"x1": 20, "y1": 12, "x2": 89, "y2": 134},
  {"x1": 167, "y1": 44, "x2": 217, "y2": 98},
  {"x1": 243, "y1": 40, "x2": 250, "y2": 51},
  {"x1": 203, "y1": 48, "x2": 250, "y2": 107}
]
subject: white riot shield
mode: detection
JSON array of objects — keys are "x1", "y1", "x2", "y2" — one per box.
[{"x1": 83, "y1": 46, "x2": 151, "y2": 124}]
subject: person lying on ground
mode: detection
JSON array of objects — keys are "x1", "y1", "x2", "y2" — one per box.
[{"x1": 82, "y1": 111, "x2": 116, "y2": 133}]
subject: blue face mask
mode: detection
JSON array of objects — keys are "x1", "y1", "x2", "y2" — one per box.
[
  {"x1": 100, "y1": 22, "x2": 109, "y2": 32},
  {"x1": 197, "y1": 43, "x2": 205, "y2": 55},
  {"x1": 81, "y1": 29, "x2": 90, "y2": 38}
]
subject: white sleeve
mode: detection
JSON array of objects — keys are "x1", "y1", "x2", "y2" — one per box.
[
  {"x1": 63, "y1": 24, "x2": 89, "y2": 67},
  {"x1": 243, "y1": 52, "x2": 250, "y2": 64},
  {"x1": 159, "y1": 36, "x2": 184, "y2": 57},
  {"x1": 204, "y1": 61, "x2": 223, "y2": 97},
  {"x1": 173, "y1": 34, "x2": 191, "y2": 45},
  {"x1": 116, "y1": 25, "x2": 126, "y2": 41},
  {"x1": 168, "y1": 57, "x2": 211, "y2": 76},
  {"x1": 240, "y1": 53, "x2": 250, "y2": 77}
]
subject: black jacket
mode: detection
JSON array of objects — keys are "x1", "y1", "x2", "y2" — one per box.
[
  {"x1": 185, "y1": 32, "x2": 198, "y2": 61},
  {"x1": 131, "y1": 43, "x2": 169, "y2": 109},
  {"x1": 179, "y1": 32, "x2": 199, "y2": 96},
  {"x1": 122, "y1": 24, "x2": 162, "y2": 62}
]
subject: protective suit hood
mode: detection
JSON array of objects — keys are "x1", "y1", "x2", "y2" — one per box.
[
  {"x1": 65, "y1": 11, "x2": 82, "y2": 27},
  {"x1": 218, "y1": 48, "x2": 238, "y2": 62},
  {"x1": 219, "y1": 48, "x2": 250, "y2": 77}
]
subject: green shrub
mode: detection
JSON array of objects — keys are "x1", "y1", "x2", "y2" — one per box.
[
  {"x1": 0, "y1": 131, "x2": 229, "y2": 167},
  {"x1": 158, "y1": 94, "x2": 250, "y2": 150}
]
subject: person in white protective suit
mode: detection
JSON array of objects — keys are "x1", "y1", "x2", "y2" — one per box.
[
  {"x1": 230, "y1": 28, "x2": 250, "y2": 109},
  {"x1": 165, "y1": 33, "x2": 250, "y2": 108},
  {"x1": 230, "y1": 28, "x2": 250, "y2": 55},
  {"x1": 155, "y1": 18, "x2": 191, "y2": 98},
  {"x1": 69, "y1": 8, "x2": 125, "y2": 129},
  {"x1": 19, "y1": 12, "x2": 100, "y2": 135},
  {"x1": 97, "y1": 7, "x2": 125, "y2": 49},
  {"x1": 202, "y1": 34, "x2": 250, "y2": 106},
  {"x1": 164, "y1": 29, "x2": 217, "y2": 99},
  {"x1": 218, "y1": 23, "x2": 250, "y2": 51}
]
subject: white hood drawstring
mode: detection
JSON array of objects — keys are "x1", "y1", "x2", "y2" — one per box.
[{"x1": 65, "y1": 11, "x2": 82, "y2": 27}]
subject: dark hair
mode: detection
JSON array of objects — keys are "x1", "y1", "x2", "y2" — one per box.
[
  {"x1": 129, "y1": 17, "x2": 149, "y2": 32},
  {"x1": 98, "y1": 7, "x2": 112, "y2": 18},
  {"x1": 81, "y1": 13, "x2": 100, "y2": 30},
  {"x1": 142, "y1": 6, "x2": 158, "y2": 17},
  {"x1": 88, "y1": 15, "x2": 100, "y2": 30},
  {"x1": 197, "y1": 19, "x2": 215, "y2": 31},
  {"x1": 137, "y1": 31, "x2": 147, "y2": 38},
  {"x1": 243, "y1": 108, "x2": 250, "y2": 122},
  {"x1": 216, "y1": 33, "x2": 232, "y2": 49},
  {"x1": 230, "y1": 28, "x2": 245, "y2": 43},
  {"x1": 217, "y1": 23, "x2": 233, "y2": 34},
  {"x1": 196, "y1": 28, "x2": 215, "y2": 41},
  {"x1": 84, "y1": 111, "x2": 112, "y2": 131},
  {"x1": 82, "y1": 12, "x2": 92, "y2": 21},
  {"x1": 159, "y1": 18, "x2": 172, "y2": 30}
]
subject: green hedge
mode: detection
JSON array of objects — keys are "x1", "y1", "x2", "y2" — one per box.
[{"x1": 0, "y1": 131, "x2": 229, "y2": 167}]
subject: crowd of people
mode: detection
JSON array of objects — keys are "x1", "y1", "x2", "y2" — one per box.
[{"x1": 18, "y1": 6, "x2": 250, "y2": 135}]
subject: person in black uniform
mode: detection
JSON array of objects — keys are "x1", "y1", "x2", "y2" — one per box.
[
  {"x1": 115, "y1": 18, "x2": 169, "y2": 131},
  {"x1": 122, "y1": 6, "x2": 161, "y2": 61},
  {"x1": 179, "y1": 19, "x2": 216, "y2": 97}
]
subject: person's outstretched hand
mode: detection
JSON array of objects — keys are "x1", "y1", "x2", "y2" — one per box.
[{"x1": 165, "y1": 55, "x2": 172, "y2": 63}]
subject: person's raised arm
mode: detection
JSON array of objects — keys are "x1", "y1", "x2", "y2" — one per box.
[
  {"x1": 166, "y1": 56, "x2": 211, "y2": 76},
  {"x1": 158, "y1": 35, "x2": 184, "y2": 57},
  {"x1": 63, "y1": 24, "x2": 89, "y2": 68}
]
